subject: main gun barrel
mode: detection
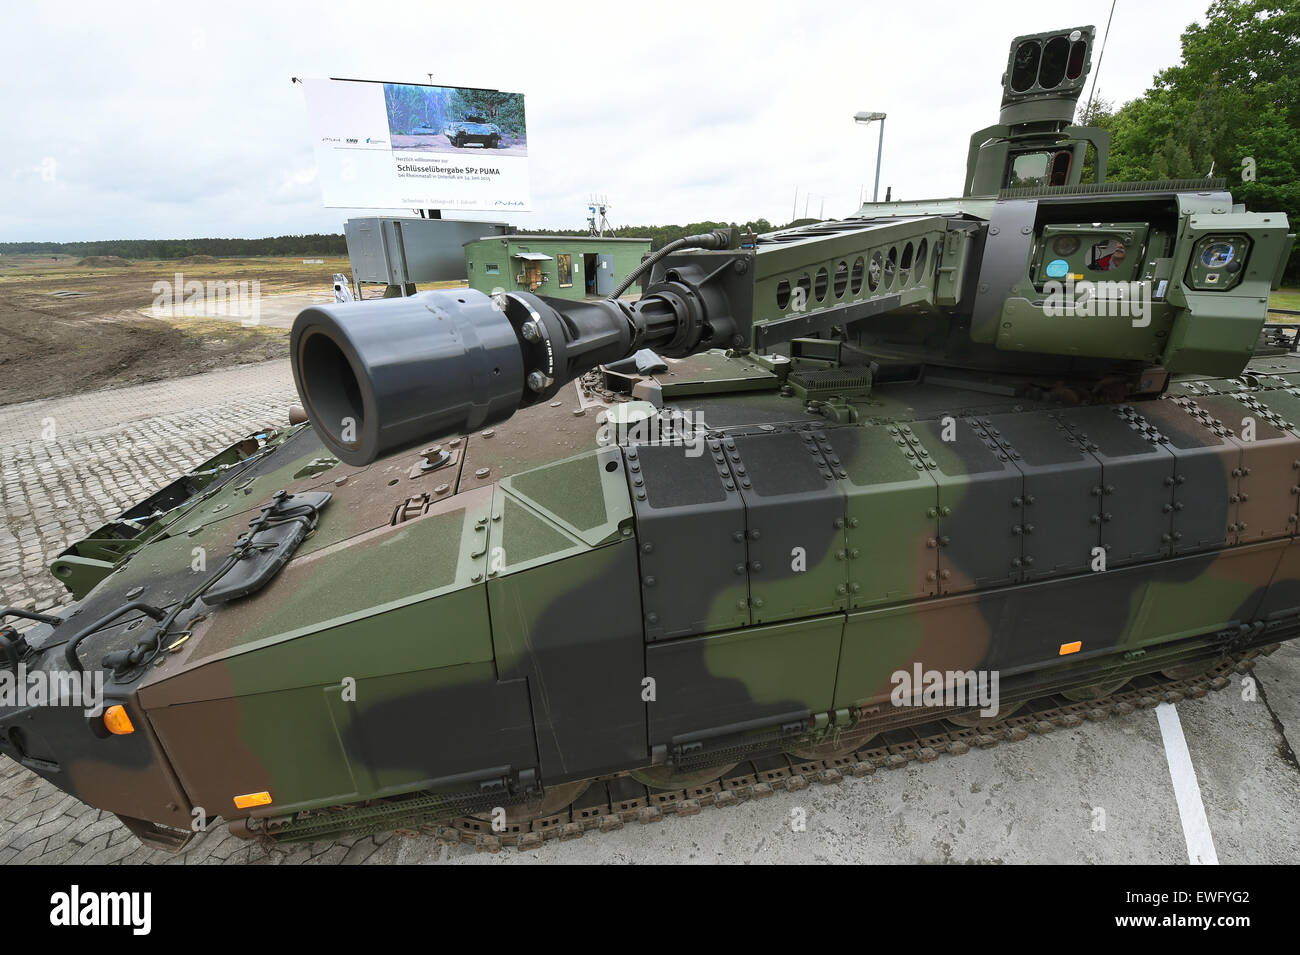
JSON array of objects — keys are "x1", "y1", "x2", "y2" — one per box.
[{"x1": 291, "y1": 232, "x2": 740, "y2": 466}]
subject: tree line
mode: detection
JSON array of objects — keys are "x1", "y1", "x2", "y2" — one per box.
[
  {"x1": 530, "y1": 219, "x2": 800, "y2": 250},
  {"x1": 0, "y1": 234, "x2": 351, "y2": 259},
  {"x1": 0, "y1": 221, "x2": 807, "y2": 261}
]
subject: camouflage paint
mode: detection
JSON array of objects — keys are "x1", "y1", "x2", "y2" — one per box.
[{"x1": 5, "y1": 32, "x2": 1297, "y2": 839}]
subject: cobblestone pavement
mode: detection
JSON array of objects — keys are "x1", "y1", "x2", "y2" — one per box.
[
  {"x1": 0, "y1": 361, "x2": 297, "y2": 612},
  {"x1": 1, "y1": 363, "x2": 1296, "y2": 865}
]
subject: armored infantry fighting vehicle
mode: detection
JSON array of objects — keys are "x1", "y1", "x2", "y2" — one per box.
[
  {"x1": 2, "y1": 25, "x2": 1296, "y2": 851},
  {"x1": 443, "y1": 115, "x2": 504, "y2": 149}
]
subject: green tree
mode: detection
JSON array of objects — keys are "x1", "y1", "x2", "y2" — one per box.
[
  {"x1": 1076, "y1": 94, "x2": 1114, "y2": 184},
  {"x1": 1085, "y1": 0, "x2": 1300, "y2": 277},
  {"x1": 446, "y1": 90, "x2": 527, "y2": 140}
]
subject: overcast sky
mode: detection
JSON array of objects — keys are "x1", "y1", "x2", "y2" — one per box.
[{"x1": 2, "y1": 0, "x2": 1212, "y2": 242}]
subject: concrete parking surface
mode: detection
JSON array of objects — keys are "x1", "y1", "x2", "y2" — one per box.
[{"x1": 0, "y1": 363, "x2": 1297, "y2": 864}]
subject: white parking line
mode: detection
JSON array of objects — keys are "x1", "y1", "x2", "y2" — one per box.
[{"x1": 1156, "y1": 702, "x2": 1219, "y2": 864}]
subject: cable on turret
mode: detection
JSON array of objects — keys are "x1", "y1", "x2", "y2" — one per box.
[{"x1": 607, "y1": 231, "x2": 729, "y2": 300}]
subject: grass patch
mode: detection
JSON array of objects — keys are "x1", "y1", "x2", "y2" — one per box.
[{"x1": 1270, "y1": 288, "x2": 1300, "y2": 311}]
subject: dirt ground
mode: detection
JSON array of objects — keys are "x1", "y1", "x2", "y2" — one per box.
[{"x1": 0, "y1": 255, "x2": 349, "y2": 405}]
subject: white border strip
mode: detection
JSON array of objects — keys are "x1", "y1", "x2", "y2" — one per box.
[{"x1": 1155, "y1": 702, "x2": 1219, "y2": 865}]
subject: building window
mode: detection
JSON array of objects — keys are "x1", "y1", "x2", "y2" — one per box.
[
  {"x1": 557, "y1": 254, "x2": 573, "y2": 287},
  {"x1": 485, "y1": 263, "x2": 500, "y2": 275}
]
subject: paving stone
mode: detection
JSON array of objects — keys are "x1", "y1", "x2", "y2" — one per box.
[
  {"x1": 340, "y1": 838, "x2": 382, "y2": 865},
  {"x1": 2, "y1": 789, "x2": 41, "y2": 822},
  {"x1": 28, "y1": 787, "x2": 70, "y2": 813},
  {"x1": 203, "y1": 830, "x2": 241, "y2": 860},
  {"x1": 71, "y1": 814, "x2": 124, "y2": 846},
  {"x1": 220, "y1": 845, "x2": 256, "y2": 865},
  {"x1": 180, "y1": 826, "x2": 225, "y2": 856},
  {"x1": 304, "y1": 843, "x2": 351, "y2": 865},
  {"x1": 31, "y1": 839, "x2": 82, "y2": 865},
  {"x1": 92, "y1": 838, "x2": 139, "y2": 865},
  {"x1": 278, "y1": 844, "x2": 315, "y2": 866},
  {"x1": 37, "y1": 794, "x2": 81, "y2": 825},
  {"x1": 115, "y1": 845, "x2": 167, "y2": 865},
  {"x1": 0, "y1": 811, "x2": 42, "y2": 850},
  {"x1": 10, "y1": 838, "x2": 49, "y2": 865},
  {"x1": 66, "y1": 833, "x2": 112, "y2": 866},
  {"x1": 62, "y1": 808, "x2": 107, "y2": 843},
  {"x1": 6, "y1": 816, "x2": 77, "y2": 852},
  {"x1": 360, "y1": 838, "x2": 406, "y2": 865}
]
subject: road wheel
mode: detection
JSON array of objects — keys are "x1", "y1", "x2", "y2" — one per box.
[
  {"x1": 1161, "y1": 659, "x2": 1220, "y2": 680},
  {"x1": 787, "y1": 734, "x2": 877, "y2": 761},
  {"x1": 1061, "y1": 679, "x2": 1129, "y2": 702},
  {"x1": 946, "y1": 703, "x2": 1023, "y2": 728},
  {"x1": 631, "y1": 762, "x2": 736, "y2": 791},
  {"x1": 466, "y1": 779, "x2": 589, "y2": 827}
]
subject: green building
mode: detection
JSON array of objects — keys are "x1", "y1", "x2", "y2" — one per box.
[{"x1": 463, "y1": 234, "x2": 651, "y2": 300}]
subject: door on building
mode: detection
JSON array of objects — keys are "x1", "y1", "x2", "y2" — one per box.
[
  {"x1": 595, "y1": 254, "x2": 616, "y2": 296},
  {"x1": 583, "y1": 253, "x2": 598, "y2": 294}
]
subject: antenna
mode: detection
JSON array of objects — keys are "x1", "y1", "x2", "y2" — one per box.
[
  {"x1": 587, "y1": 195, "x2": 614, "y2": 237},
  {"x1": 1085, "y1": 0, "x2": 1118, "y2": 118},
  {"x1": 800, "y1": 192, "x2": 828, "y2": 221}
]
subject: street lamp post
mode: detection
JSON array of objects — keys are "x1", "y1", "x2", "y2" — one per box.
[{"x1": 853, "y1": 111, "x2": 887, "y2": 203}]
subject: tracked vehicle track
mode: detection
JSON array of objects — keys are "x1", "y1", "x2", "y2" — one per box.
[{"x1": 247, "y1": 648, "x2": 1275, "y2": 854}]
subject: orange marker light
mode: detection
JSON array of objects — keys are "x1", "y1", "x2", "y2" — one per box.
[
  {"x1": 1059, "y1": 641, "x2": 1082, "y2": 656},
  {"x1": 233, "y1": 791, "x2": 273, "y2": 810},
  {"x1": 103, "y1": 705, "x2": 135, "y2": 735}
]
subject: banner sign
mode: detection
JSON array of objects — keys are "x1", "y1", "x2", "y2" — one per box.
[{"x1": 302, "y1": 79, "x2": 530, "y2": 211}]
